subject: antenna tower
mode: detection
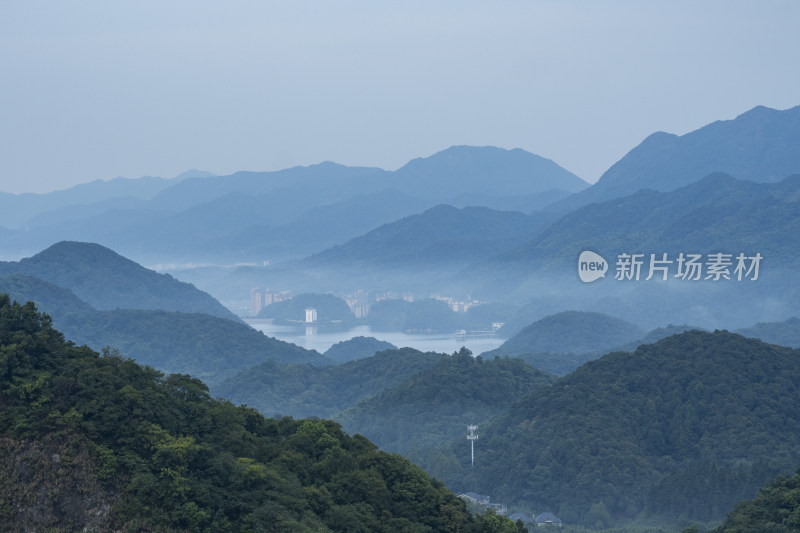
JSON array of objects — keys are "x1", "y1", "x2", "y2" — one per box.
[{"x1": 467, "y1": 424, "x2": 478, "y2": 466}]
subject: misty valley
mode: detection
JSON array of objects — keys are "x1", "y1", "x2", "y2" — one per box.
[{"x1": 3, "y1": 105, "x2": 800, "y2": 532}]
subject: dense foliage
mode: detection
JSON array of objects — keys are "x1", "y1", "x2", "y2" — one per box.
[
  {"x1": 0, "y1": 241, "x2": 238, "y2": 321},
  {"x1": 339, "y1": 349, "x2": 555, "y2": 479},
  {"x1": 711, "y1": 469, "x2": 800, "y2": 533},
  {"x1": 324, "y1": 336, "x2": 397, "y2": 363},
  {"x1": 0, "y1": 274, "x2": 327, "y2": 388},
  {"x1": 0, "y1": 294, "x2": 520, "y2": 532},
  {"x1": 215, "y1": 348, "x2": 442, "y2": 419},
  {"x1": 0, "y1": 273, "x2": 96, "y2": 317},
  {"x1": 444, "y1": 330, "x2": 800, "y2": 526},
  {"x1": 62, "y1": 309, "x2": 327, "y2": 386}
]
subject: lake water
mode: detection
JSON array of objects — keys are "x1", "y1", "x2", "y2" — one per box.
[{"x1": 245, "y1": 320, "x2": 504, "y2": 356}]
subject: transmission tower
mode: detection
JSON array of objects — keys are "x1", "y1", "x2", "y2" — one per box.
[{"x1": 467, "y1": 425, "x2": 478, "y2": 466}]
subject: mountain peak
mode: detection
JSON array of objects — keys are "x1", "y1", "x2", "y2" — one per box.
[
  {"x1": 551, "y1": 103, "x2": 800, "y2": 212},
  {"x1": 172, "y1": 169, "x2": 216, "y2": 180},
  {"x1": 735, "y1": 104, "x2": 783, "y2": 120},
  {"x1": 393, "y1": 145, "x2": 588, "y2": 200},
  {"x1": 25, "y1": 241, "x2": 127, "y2": 265},
  {"x1": 13, "y1": 241, "x2": 239, "y2": 321}
]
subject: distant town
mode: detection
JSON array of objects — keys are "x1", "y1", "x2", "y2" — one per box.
[{"x1": 249, "y1": 287, "x2": 487, "y2": 319}]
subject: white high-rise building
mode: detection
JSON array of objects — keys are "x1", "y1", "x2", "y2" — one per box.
[
  {"x1": 250, "y1": 288, "x2": 264, "y2": 316},
  {"x1": 347, "y1": 289, "x2": 370, "y2": 318},
  {"x1": 305, "y1": 308, "x2": 317, "y2": 323}
]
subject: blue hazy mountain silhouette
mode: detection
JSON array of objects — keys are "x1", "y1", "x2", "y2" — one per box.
[
  {"x1": 1, "y1": 146, "x2": 584, "y2": 264},
  {"x1": 553, "y1": 105, "x2": 800, "y2": 211},
  {"x1": 0, "y1": 241, "x2": 238, "y2": 321}
]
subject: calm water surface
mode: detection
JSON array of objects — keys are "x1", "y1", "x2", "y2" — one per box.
[{"x1": 245, "y1": 321, "x2": 504, "y2": 355}]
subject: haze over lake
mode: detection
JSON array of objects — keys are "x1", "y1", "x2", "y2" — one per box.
[{"x1": 245, "y1": 320, "x2": 503, "y2": 355}]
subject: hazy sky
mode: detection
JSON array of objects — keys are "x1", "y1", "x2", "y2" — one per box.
[{"x1": 2, "y1": 1, "x2": 800, "y2": 194}]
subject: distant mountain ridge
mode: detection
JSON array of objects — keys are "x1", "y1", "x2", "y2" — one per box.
[
  {"x1": 147, "y1": 161, "x2": 390, "y2": 213},
  {"x1": 305, "y1": 204, "x2": 552, "y2": 269},
  {"x1": 0, "y1": 171, "x2": 195, "y2": 228},
  {"x1": 553, "y1": 104, "x2": 800, "y2": 211},
  {"x1": 736, "y1": 316, "x2": 800, "y2": 348},
  {"x1": 497, "y1": 171, "x2": 800, "y2": 272},
  {"x1": 392, "y1": 145, "x2": 587, "y2": 200},
  {"x1": 0, "y1": 145, "x2": 585, "y2": 265}
]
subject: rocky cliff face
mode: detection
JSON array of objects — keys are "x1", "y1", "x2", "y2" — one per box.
[{"x1": 1, "y1": 436, "x2": 115, "y2": 532}]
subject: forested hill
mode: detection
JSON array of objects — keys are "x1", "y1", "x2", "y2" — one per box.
[
  {"x1": 483, "y1": 311, "x2": 646, "y2": 375},
  {"x1": 338, "y1": 350, "x2": 555, "y2": 474},
  {"x1": 214, "y1": 348, "x2": 443, "y2": 419},
  {"x1": 711, "y1": 468, "x2": 800, "y2": 533},
  {"x1": 0, "y1": 294, "x2": 520, "y2": 532},
  {"x1": 256, "y1": 292, "x2": 355, "y2": 324},
  {"x1": 445, "y1": 330, "x2": 800, "y2": 527},
  {"x1": 324, "y1": 336, "x2": 397, "y2": 363},
  {"x1": 0, "y1": 241, "x2": 238, "y2": 321},
  {"x1": 0, "y1": 274, "x2": 326, "y2": 387}
]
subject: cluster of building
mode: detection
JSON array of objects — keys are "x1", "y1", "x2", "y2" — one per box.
[
  {"x1": 250, "y1": 288, "x2": 292, "y2": 316},
  {"x1": 374, "y1": 291, "x2": 415, "y2": 303},
  {"x1": 343, "y1": 289, "x2": 370, "y2": 318},
  {"x1": 249, "y1": 287, "x2": 489, "y2": 320},
  {"x1": 430, "y1": 294, "x2": 485, "y2": 313},
  {"x1": 458, "y1": 492, "x2": 563, "y2": 528}
]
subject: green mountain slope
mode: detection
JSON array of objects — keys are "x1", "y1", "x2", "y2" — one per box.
[
  {"x1": 0, "y1": 294, "x2": 518, "y2": 532},
  {"x1": 338, "y1": 349, "x2": 555, "y2": 473},
  {"x1": 0, "y1": 274, "x2": 325, "y2": 387},
  {"x1": 445, "y1": 330, "x2": 800, "y2": 526},
  {"x1": 215, "y1": 348, "x2": 442, "y2": 419},
  {"x1": 60, "y1": 309, "x2": 326, "y2": 387},
  {"x1": 0, "y1": 273, "x2": 95, "y2": 317},
  {"x1": 711, "y1": 469, "x2": 800, "y2": 533},
  {"x1": 324, "y1": 336, "x2": 397, "y2": 363},
  {"x1": 483, "y1": 311, "x2": 645, "y2": 374}
]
